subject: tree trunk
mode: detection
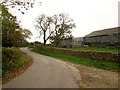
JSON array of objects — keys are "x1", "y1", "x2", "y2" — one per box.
[
  {"x1": 55, "y1": 38, "x2": 60, "y2": 47},
  {"x1": 55, "y1": 41, "x2": 58, "y2": 47},
  {"x1": 43, "y1": 31, "x2": 46, "y2": 47}
]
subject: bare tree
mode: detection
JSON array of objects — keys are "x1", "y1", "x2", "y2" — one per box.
[
  {"x1": 35, "y1": 14, "x2": 53, "y2": 47},
  {"x1": 35, "y1": 13, "x2": 75, "y2": 47}
]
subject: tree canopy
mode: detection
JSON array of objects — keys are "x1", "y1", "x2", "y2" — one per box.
[
  {"x1": 1, "y1": 4, "x2": 32, "y2": 47},
  {"x1": 50, "y1": 13, "x2": 76, "y2": 47},
  {"x1": 35, "y1": 13, "x2": 76, "y2": 47}
]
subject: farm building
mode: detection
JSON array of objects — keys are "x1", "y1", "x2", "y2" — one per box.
[
  {"x1": 58, "y1": 38, "x2": 73, "y2": 48},
  {"x1": 58, "y1": 37, "x2": 83, "y2": 48},
  {"x1": 83, "y1": 27, "x2": 120, "y2": 48},
  {"x1": 73, "y1": 37, "x2": 84, "y2": 46}
]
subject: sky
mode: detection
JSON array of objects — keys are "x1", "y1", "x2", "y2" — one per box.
[{"x1": 10, "y1": 0, "x2": 119, "y2": 42}]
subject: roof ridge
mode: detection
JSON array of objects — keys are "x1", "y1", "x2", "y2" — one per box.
[{"x1": 85, "y1": 27, "x2": 120, "y2": 37}]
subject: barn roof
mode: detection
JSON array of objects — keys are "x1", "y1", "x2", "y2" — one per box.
[{"x1": 85, "y1": 27, "x2": 120, "y2": 37}]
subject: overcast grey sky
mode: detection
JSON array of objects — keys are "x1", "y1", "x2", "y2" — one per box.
[{"x1": 11, "y1": 0, "x2": 119, "y2": 42}]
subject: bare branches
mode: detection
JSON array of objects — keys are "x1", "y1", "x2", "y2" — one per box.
[
  {"x1": 35, "y1": 13, "x2": 76, "y2": 47},
  {"x1": 35, "y1": 14, "x2": 53, "y2": 46},
  {"x1": 0, "y1": 0, "x2": 42, "y2": 14},
  {"x1": 50, "y1": 13, "x2": 75, "y2": 46}
]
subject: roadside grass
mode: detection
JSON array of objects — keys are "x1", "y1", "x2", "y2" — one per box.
[
  {"x1": 30, "y1": 44, "x2": 119, "y2": 54},
  {"x1": 0, "y1": 62, "x2": 1, "y2": 78},
  {"x1": 3, "y1": 53, "x2": 32, "y2": 77},
  {"x1": 69, "y1": 47, "x2": 120, "y2": 54},
  {"x1": 32, "y1": 47, "x2": 120, "y2": 72}
]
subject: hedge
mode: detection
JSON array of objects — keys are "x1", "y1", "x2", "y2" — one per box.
[{"x1": 2, "y1": 47, "x2": 23, "y2": 76}]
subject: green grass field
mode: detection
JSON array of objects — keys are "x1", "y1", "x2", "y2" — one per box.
[
  {"x1": 69, "y1": 47, "x2": 120, "y2": 54},
  {"x1": 32, "y1": 47, "x2": 120, "y2": 72}
]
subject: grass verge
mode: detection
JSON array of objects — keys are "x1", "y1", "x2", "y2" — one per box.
[
  {"x1": 32, "y1": 47, "x2": 120, "y2": 72},
  {"x1": 2, "y1": 53, "x2": 33, "y2": 84}
]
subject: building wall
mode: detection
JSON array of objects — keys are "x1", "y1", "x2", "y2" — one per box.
[
  {"x1": 58, "y1": 30, "x2": 120, "y2": 48},
  {"x1": 59, "y1": 38, "x2": 73, "y2": 48},
  {"x1": 59, "y1": 37, "x2": 84, "y2": 48},
  {"x1": 83, "y1": 33, "x2": 120, "y2": 47},
  {"x1": 73, "y1": 37, "x2": 83, "y2": 46}
]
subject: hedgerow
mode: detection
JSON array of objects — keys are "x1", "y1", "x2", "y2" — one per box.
[{"x1": 2, "y1": 47, "x2": 28, "y2": 76}]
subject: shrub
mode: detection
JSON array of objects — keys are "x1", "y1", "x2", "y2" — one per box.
[{"x1": 2, "y1": 47, "x2": 23, "y2": 76}]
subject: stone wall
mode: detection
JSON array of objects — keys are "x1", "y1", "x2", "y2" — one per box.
[
  {"x1": 59, "y1": 38, "x2": 73, "y2": 48},
  {"x1": 36, "y1": 46, "x2": 119, "y2": 63},
  {"x1": 59, "y1": 37, "x2": 84, "y2": 48},
  {"x1": 73, "y1": 37, "x2": 83, "y2": 46}
]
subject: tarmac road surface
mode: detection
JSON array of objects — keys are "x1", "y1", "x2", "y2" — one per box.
[{"x1": 3, "y1": 47, "x2": 81, "y2": 88}]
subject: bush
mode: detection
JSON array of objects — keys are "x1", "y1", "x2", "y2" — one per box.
[
  {"x1": 2, "y1": 47, "x2": 23, "y2": 61},
  {"x1": 2, "y1": 47, "x2": 23, "y2": 76}
]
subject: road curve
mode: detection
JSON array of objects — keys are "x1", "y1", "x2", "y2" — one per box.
[{"x1": 3, "y1": 47, "x2": 81, "y2": 88}]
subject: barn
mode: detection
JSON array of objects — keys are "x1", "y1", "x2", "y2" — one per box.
[
  {"x1": 59, "y1": 38, "x2": 73, "y2": 48},
  {"x1": 83, "y1": 27, "x2": 120, "y2": 48},
  {"x1": 73, "y1": 37, "x2": 84, "y2": 46},
  {"x1": 58, "y1": 37, "x2": 84, "y2": 48}
]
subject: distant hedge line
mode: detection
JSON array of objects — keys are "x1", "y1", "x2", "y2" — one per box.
[
  {"x1": 2, "y1": 47, "x2": 23, "y2": 76},
  {"x1": 35, "y1": 46, "x2": 119, "y2": 63}
]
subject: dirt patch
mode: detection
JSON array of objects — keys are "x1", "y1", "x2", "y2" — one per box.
[
  {"x1": 2, "y1": 59, "x2": 33, "y2": 84},
  {"x1": 66, "y1": 62, "x2": 119, "y2": 88}
]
